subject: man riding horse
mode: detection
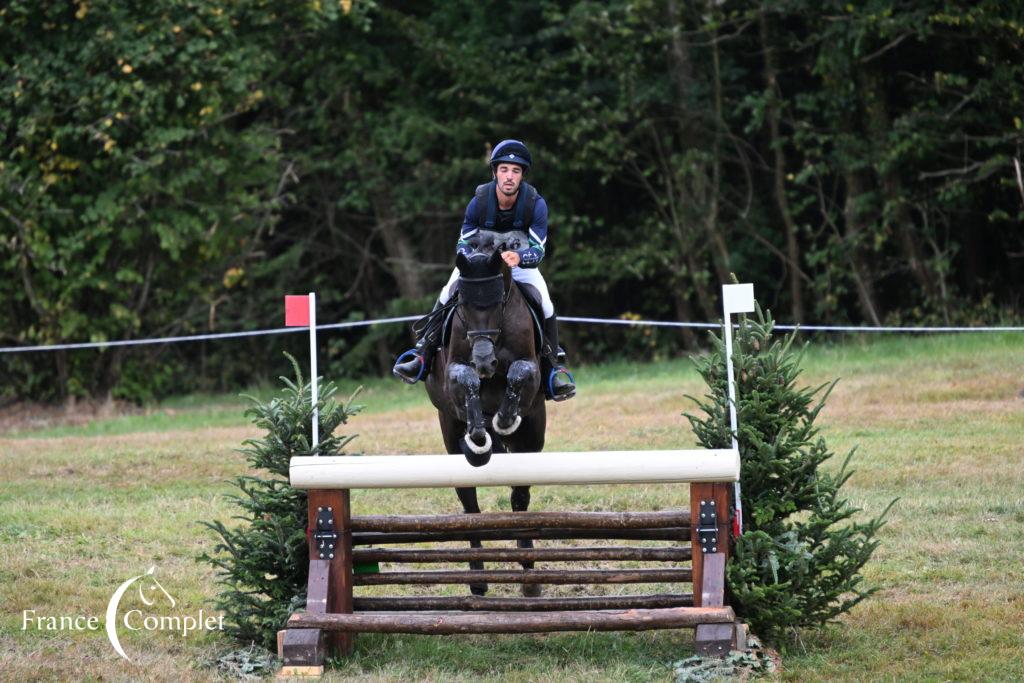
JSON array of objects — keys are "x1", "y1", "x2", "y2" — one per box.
[{"x1": 393, "y1": 139, "x2": 576, "y2": 401}]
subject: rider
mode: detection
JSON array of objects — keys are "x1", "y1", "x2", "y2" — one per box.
[{"x1": 392, "y1": 139, "x2": 576, "y2": 401}]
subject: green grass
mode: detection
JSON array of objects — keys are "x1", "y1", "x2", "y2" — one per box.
[{"x1": 1, "y1": 331, "x2": 1023, "y2": 681}]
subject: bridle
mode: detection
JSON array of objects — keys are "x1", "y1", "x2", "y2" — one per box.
[{"x1": 457, "y1": 272, "x2": 513, "y2": 347}]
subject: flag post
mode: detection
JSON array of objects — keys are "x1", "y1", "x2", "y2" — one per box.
[
  {"x1": 722, "y1": 283, "x2": 755, "y2": 537},
  {"x1": 308, "y1": 292, "x2": 319, "y2": 451},
  {"x1": 285, "y1": 293, "x2": 320, "y2": 453}
]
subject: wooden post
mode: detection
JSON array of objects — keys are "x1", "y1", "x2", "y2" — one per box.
[
  {"x1": 689, "y1": 482, "x2": 731, "y2": 607},
  {"x1": 690, "y1": 482, "x2": 736, "y2": 655},
  {"x1": 281, "y1": 488, "x2": 353, "y2": 672}
]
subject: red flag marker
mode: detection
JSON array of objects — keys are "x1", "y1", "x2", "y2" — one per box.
[
  {"x1": 285, "y1": 295, "x2": 310, "y2": 327},
  {"x1": 284, "y1": 293, "x2": 319, "y2": 451}
]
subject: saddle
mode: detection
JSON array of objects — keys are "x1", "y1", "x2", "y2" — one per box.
[{"x1": 440, "y1": 281, "x2": 545, "y2": 352}]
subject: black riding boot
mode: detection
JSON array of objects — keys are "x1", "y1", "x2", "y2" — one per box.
[
  {"x1": 393, "y1": 302, "x2": 443, "y2": 384},
  {"x1": 543, "y1": 315, "x2": 576, "y2": 401}
]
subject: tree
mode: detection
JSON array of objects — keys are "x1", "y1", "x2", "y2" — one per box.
[
  {"x1": 687, "y1": 304, "x2": 893, "y2": 640},
  {"x1": 0, "y1": 0, "x2": 282, "y2": 404},
  {"x1": 198, "y1": 356, "x2": 361, "y2": 648}
]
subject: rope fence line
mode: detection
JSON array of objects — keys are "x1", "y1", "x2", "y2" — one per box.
[{"x1": 1, "y1": 315, "x2": 1022, "y2": 355}]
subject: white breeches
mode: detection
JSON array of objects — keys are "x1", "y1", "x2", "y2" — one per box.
[{"x1": 439, "y1": 266, "x2": 554, "y2": 318}]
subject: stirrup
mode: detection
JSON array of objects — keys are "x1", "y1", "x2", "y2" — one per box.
[
  {"x1": 393, "y1": 348, "x2": 426, "y2": 384},
  {"x1": 547, "y1": 367, "x2": 576, "y2": 402}
]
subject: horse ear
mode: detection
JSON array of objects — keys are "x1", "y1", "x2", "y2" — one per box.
[
  {"x1": 488, "y1": 248, "x2": 503, "y2": 272},
  {"x1": 456, "y1": 252, "x2": 469, "y2": 274}
]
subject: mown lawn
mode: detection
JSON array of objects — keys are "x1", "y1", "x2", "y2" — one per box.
[{"x1": 1, "y1": 332, "x2": 1022, "y2": 681}]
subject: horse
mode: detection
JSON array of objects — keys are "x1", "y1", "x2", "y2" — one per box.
[{"x1": 424, "y1": 246, "x2": 546, "y2": 596}]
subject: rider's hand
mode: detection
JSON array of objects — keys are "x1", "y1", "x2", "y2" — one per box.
[{"x1": 501, "y1": 250, "x2": 521, "y2": 268}]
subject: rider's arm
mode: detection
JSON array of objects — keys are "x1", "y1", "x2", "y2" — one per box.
[
  {"x1": 517, "y1": 196, "x2": 548, "y2": 268},
  {"x1": 456, "y1": 196, "x2": 481, "y2": 258}
]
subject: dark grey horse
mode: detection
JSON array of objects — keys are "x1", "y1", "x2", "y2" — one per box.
[{"x1": 425, "y1": 248, "x2": 546, "y2": 596}]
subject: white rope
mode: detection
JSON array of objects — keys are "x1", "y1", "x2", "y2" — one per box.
[{"x1": 1, "y1": 314, "x2": 1022, "y2": 354}]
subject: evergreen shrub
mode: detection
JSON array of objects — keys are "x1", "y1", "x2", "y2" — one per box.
[
  {"x1": 686, "y1": 305, "x2": 894, "y2": 641},
  {"x1": 198, "y1": 354, "x2": 361, "y2": 648}
]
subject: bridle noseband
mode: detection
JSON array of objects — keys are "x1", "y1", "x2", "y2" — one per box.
[{"x1": 457, "y1": 272, "x2": 512, "y2": 346}]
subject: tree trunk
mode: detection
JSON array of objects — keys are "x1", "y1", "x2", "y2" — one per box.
[
  {"x1": 672, "y1": 291, "x2": 699, "y2": 350},
  {"x1": 704, "y1": 15, "x2": 731, "y2": 285},
  {"x1": 842, "y1": 169, "x2": 883, "y2": 326},
  {"x1": 859, "y1": 66, "x2": 941, "y2": 313},
  {"x1": 760, "y1": 9, "x2": 804, "y2": 323}
]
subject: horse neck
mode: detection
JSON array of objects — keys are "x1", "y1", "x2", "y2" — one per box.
[{"x1": 499, "y1": 281, "x2": 535, "y2": 357}]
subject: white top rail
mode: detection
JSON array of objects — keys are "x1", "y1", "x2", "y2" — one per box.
[{"x1": 289, "y1": 449, "x2": 740, "y2": 490}]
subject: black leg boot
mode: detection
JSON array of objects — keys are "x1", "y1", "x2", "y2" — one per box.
[
  {"x1": 542, "y1": 315, "x2": 576, "y2": 401},
  {"x1": 393, "y1": 302, "x2": 443, "y2": 384}
]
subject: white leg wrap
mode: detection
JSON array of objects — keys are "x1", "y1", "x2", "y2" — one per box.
[
  {"x1": 492, "y1": 413, "x2": 522, "y2": 436},
  {"x1": 464, "y1": 431, "x2": 492, "y2": 455}
]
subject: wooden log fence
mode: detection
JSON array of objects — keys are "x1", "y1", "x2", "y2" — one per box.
[{"x1": 279, "y1": 449, "x2": 744, "y2": 676}]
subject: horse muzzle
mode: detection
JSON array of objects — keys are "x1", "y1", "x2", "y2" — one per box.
[{"x1": 470, "y1": 338, "x2": 498, "y2": 379}]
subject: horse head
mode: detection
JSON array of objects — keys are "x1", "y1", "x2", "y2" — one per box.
[{"x1": 455, "y1": 249, "x2": 509, "y2": 380}]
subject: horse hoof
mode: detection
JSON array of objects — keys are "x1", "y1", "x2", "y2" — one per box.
[
  {"x1": 464, "y1": 450, "x2": 491, "y2": 467},
  {"x1": 491, "y1": 413, "x2": 522, "y2": 436},
  {"x1": 521, "y1": 583, "x2": 542, "y2": 598},
  {"x1": 462, "y1": 433, "x2": 492, "y2": 467},
  {"x1": 470, "y1": 583, "x2": 489, "y2": 596}
]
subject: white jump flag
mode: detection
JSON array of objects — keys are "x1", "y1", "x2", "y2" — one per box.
[
  {"x1": 722, "y1": 283, "x2": 755, "y2": 537},
  {"x1": 285, "y1": 293, "x2": 320, "y2": 452}
]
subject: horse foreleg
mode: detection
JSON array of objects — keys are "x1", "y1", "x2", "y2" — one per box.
[
  {"x1": 492, "y1": 360, "x2": 537, "y2": 436},
  {"x1": 511, "y1": 485, "x2": 541, "y2": 597},
  {"x1": 449, "y1": 363, "x2": 491, "y2": 466},
  {"x1": 456, "y1": 486, "x2": 488, "y2": 596}
]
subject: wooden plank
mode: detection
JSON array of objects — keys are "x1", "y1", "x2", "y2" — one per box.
[
  {"x1": 353, "y1": 594, "x2": 694, "y2": 612},
  {"x1": 289, "y1": 606, "x2": 736, "y2": 634},
  {"x1": 351, "y1": 509, "x2": 690, "y2": 532},
  {"x1": 352, "y1": 526, "x2": 690, "y2": 545},
  {"x1": 353, "y1": 545, "x2": 691, "y2": 564},
  {"x1": 305, "y1": 559, "x2": 329, "y2": 613},
  {"x1": 694, "y1": 550, "x2": 733, "y2": 656},
  {"x1": 353, "y1": 568, "x2": 691, "y2": 586},
  {"x1": 277, "y1": 665, "x2": 324, "y2": 678},
  {"x1": 699, "y1": 552, "x2": 726, "y2": 608}
]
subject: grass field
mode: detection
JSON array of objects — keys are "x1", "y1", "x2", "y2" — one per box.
[{"x1": 1, "y1": 332, "x2": 1023, "y2": 681}]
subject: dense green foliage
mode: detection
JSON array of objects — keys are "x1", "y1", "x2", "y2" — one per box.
[
  {"x1": 3, "y1": 1, "x2": 1022, "y2": 402},
  {"x1": 687, "y1": 306, "x2": 892, "y2": 641},
  {"x1": 197, "y1": 355, "x2": 361, "y2": 648}
]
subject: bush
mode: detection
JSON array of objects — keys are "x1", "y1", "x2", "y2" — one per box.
[
  {"x1": 686, "y1": 305, "x2": 894, "y2": 642},
  {"x1": 197, "y1": 354, "x2": 361, "y2": 648}
]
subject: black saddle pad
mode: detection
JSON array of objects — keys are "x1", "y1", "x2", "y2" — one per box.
[{"x1": 442, "y1": 281, "x2": 544, "y2": 352}]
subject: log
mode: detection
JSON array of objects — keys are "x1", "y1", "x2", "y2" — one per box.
[
  {"x1": 351, "y1": 509, "x2": 689, "y2": 532},
  {"x1": 352, "y1": 527, "x2": 689, "y2": 545},
  {"x1": 290, "y1": 450, "x2": 741, "y2": 489},
  {"x1": 353, "y1": 594, "x2": 694, "y2": 612},
  {"x1": 288, "y1": 606, "x2": 736, "y2": 634},
  {"x1": 353, "y1": 568, "x2": 691, "y2": 586},
  {"x1": 352, "y1": 545, "x2": 691, "y2": 564}
]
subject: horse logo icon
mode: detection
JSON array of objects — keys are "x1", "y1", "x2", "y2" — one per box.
[{"x1": 105, "y1": 565, "x2": 175, "y2": 661}]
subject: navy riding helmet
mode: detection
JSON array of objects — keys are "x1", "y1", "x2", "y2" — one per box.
[{"x1": 489, "y1": 139, "x2": 532, "y2": 172}]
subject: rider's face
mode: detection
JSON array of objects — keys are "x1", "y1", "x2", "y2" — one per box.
[{"x1": 494, "y1": 163, "x2": 523, "y2": 197}]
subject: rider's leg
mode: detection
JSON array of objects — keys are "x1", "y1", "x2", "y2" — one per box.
[
  {"x1": 510, "y1": 268, "x2": 575, "y2": 400},
  {"x1": 393, "y1": 269, "x2": 458, "y2": 383}
]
